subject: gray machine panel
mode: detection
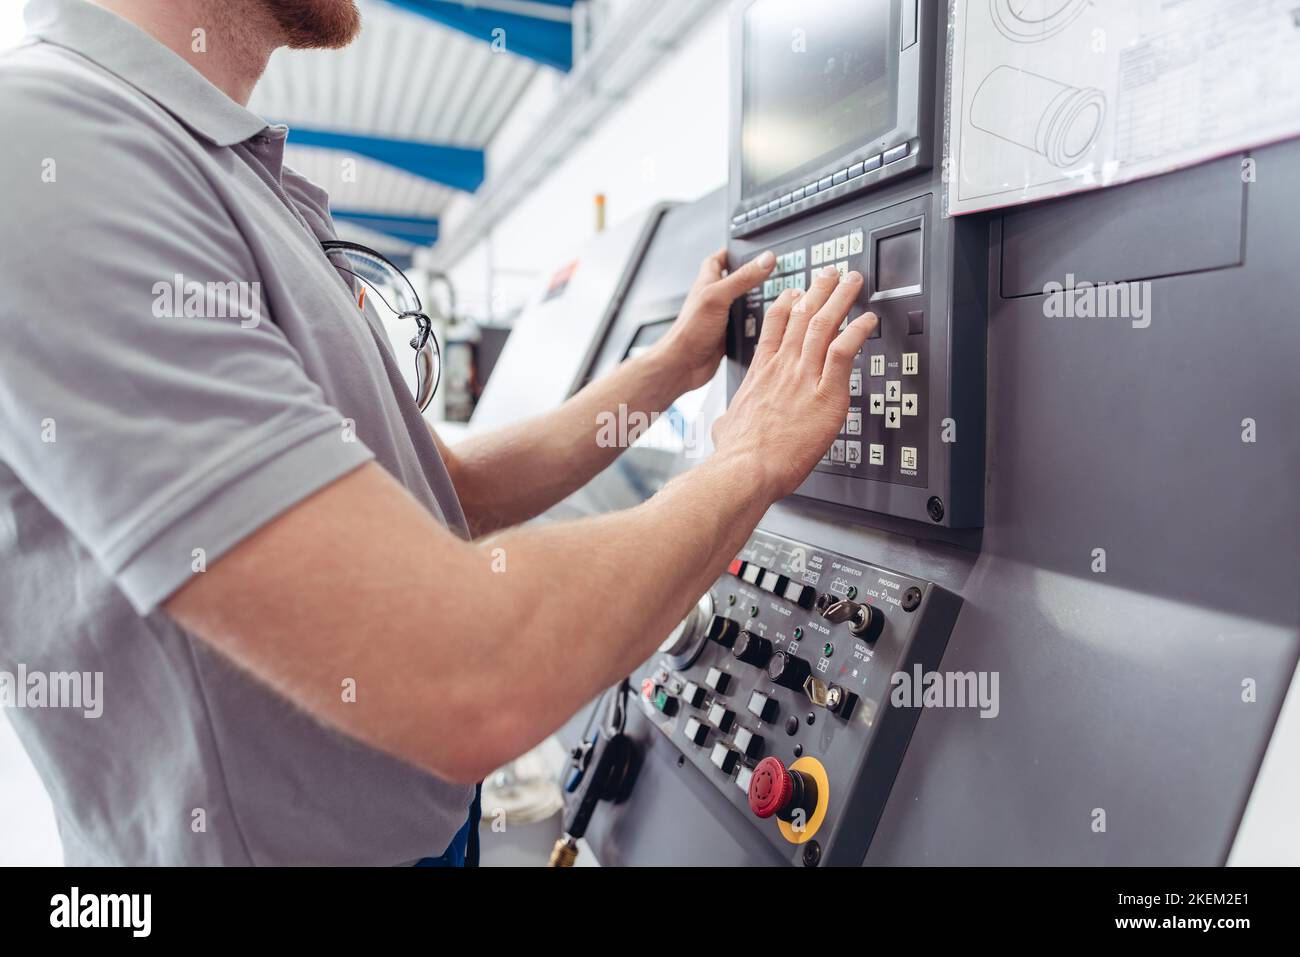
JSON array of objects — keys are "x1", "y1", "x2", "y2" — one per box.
[
  {"x1": 999, "y1": 152, "x2": 1246, "y2": 297},
  {"x1": 556, "y1": 5, "x2": 1299, "y2": 866}
]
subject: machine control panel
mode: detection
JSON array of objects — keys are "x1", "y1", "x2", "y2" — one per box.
[
  {"x1": 726, "y1": 0, "x2": 985, "y2": 528},
  {"x1": 635, "y1": 529, "x2": 961, "y2": 866}
]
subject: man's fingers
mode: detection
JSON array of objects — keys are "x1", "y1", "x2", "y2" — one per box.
[
  {"x1": 802, "y1": 270, "x2": 864, "y2": 364},
  {"x1": 821, "y1": 313, "x2": 878, "y2": 391},
  {"x1": 753, "y1": 288, "x2": 800, "y2": 364},
  {"x1": 782, "y1": 265, "x2": 841, "y2": 350},
  {"x1": 710, "y1": 250, "x2": 775, "y2": 302}
]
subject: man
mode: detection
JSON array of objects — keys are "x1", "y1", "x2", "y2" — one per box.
[{"x1": 0, "y1": 0, "x2": 875, "y2": 865}]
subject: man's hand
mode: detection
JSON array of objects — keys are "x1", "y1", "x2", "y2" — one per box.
[
  {"x1": 652, "y1": 248, "x2": 778, "y2": 392},
  {"x1": 712, "y1": 266, "x2": 877, "y2": 500}
]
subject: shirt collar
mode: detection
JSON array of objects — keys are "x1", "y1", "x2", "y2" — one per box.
[{"x1": 23, "y1": 0, "x2": 271, "y2": 148}]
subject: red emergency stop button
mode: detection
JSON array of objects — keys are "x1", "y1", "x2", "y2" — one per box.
[
  {"x1": 748, "y1": 756, "x2": 794, "y2": 819},
  {"x1": 727, "y1": 558, "x2": 744, "y2": 577}
]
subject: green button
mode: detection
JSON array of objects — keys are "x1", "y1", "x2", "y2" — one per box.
[
  {"x1": 654, "y1": 690, "x2": 669, "y2": 711},
  {"x1": 728, "y1": 594, "x2": 737, "y2": 606},
  {"x1": 749, "y1": 605, "x2": 759, "y2": 617},
  {"x1": 823, "y1": 642, "x2": 834, "y2": 657},
  {"x1": 793, "y1": 627, "x2": 803, "y2": 639},
  {"x1": 847, "y1": 586, "x2": 858, "y2": 600}
]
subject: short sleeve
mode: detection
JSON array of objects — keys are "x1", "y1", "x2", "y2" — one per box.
[{"x1": 0, "y1": 59, "x2": 374, "y2": 614}]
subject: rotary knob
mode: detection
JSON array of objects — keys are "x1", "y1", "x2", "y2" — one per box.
[
  {"x1": 732, "y1": 630, "x2": 773, "y2": 668},
  {"x1": 767, "y1": 650, "x2": 812, "y2": 691},
  {"x1": 747, "y1": 756, "x2": 818, "y2": 822},
  {"x1": 657, "y1": 593, "x2": 714, "y2": 669}
]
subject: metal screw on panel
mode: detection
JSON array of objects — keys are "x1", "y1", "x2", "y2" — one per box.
[
  {"x1": 802, "y1": 840, "x2": 822, "y2": 868},
  {"x1": 927, "y1": 496, "x2": 945, "y2": 523},
  {"x1": 902, "y1": 586, "x2": 922, "y2": 612}
]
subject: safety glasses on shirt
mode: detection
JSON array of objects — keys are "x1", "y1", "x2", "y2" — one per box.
[{"x1": 321, "y1": 240, "x2": 441, "y2": 412}]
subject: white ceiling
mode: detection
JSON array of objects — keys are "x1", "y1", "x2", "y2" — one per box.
[{"x1": 248, "y1": 0, "x2": 540, "y2": 247}]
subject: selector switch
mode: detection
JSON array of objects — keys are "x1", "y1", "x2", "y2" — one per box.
[
  {"x1": 706, "y1": 616, "x2": 739, "y2": 649},
  {"x1": 705, "y1": 667, "x2": 731, "y2": 694},
  {"x1": 708, "y1": 702, "x2": 735, "y2": 733},
  {"x1": 683, "y1": 716, "x2": 709, "y2": 746},
  {"x1": 732, "y1": 630, "x2": 774, "y2": 668},
  {"x1": 768, "y1": 651, "x2": 813, "y2": 692}
]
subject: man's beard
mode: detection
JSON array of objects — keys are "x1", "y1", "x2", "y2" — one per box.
[{"x1": 264, "y1": 0, "x2": 363, "y2": 49}]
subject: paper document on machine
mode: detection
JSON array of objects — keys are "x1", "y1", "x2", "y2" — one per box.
[{"x1": 946, "y1": 0, "x2": 1300, "y2": 215}]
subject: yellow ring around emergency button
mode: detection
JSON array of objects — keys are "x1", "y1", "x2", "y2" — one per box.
[{"x1": 777, "y1": 756, "x2": 829, "y2": 844}]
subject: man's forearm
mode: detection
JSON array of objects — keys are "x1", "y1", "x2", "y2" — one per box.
[
  {"x1": 464, "y1": 449, "x2": 770, "y2": 772},
  {"x1": 166, "y1": 453, "x2": 771, "y2": 785},
  {"x1": 445, "y1": 348, "x2": 687, "y2": 535}
]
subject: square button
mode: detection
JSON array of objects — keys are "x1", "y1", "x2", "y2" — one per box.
[
  {"x1": 822, "y1": 240, "x2": 836, "y2": 262},
  {"x1": 869, "y1": 354, "x2": 886, "y2": 376},
  {"x1": 794, "y1": 248, "x2": 806, "y2": 270},
  {"x1": 794, "y1": 272, "x2": 806, "y2": 290},
  {"x1": 835, "y1": 261, "x2": 849, "y2": 280},
  {"x1": 885, "y1": 407, "x2": 902, "y2": 429},
  {"x1": 901, "y1": 446, "x2": 918, "y2": 471},
  {"x1": 868, "y1": 393, "x2": 885, "y2": 415},
  {"x1": 849, "y1": 230, "x2": 864, "y2": 255},
  {"x1": 848, "y1": 371, "x2": 863, "y2": 397},
  {"x1": 908, "y1": 309, "x2": 925, "y2": 335},
  {"x1": 845, "y1": 440, "x2": 862, "y2": 465},
  {"x1": 835, "y1": 236, "x2": 850, "y2": 258},
  {"x1": 830, "y1": 440, "x2": 846, "y2": 464},
  {"x1": 763, "y1": 279, "x2": 775, "y2": 298},
  {"x1": 885, "y1": 380, "x2": 901, "y2": 401},
  {"x1": 869, "y1": 443, "x2": 885, "y2": 466},
  {"x1": 902, "y1": 393, "x2": 919, "y2": 416},
  {"x1": 903, "y1": 352, "x2": 919, "y2": 375},
  {"x1": 811, "y1": 243, "x2": 823, "y2": 266},
  {"x1": 846, "y1": 410, "x2": 862, "y2": 435},
  {"x1": 744, "y1": 315, "x2": 757, "y2": 338}
]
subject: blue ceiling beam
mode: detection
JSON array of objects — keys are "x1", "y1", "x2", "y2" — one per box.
[
  {"x1": 332, "y1": 210, "x2": 441, "y2": 247},
  {"x1": 382, "y1": 0, "x2": 575, "y2": 72},
  {"x1": 283, "y1": 126, "x2": 485, "y2": 192}
]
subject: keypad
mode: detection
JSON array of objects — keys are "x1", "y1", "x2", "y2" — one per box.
[{"x1": 741, "y1": 216, "x2": 926, "y2": 488}]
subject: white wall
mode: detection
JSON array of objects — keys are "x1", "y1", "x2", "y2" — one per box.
[{"x1": 441, "y1": 4, "x2": 731, "y2": 323}]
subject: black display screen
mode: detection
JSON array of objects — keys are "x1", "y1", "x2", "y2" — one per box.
[{"x1": 741, "y1": 0, "x2": 897, "y2": 199}]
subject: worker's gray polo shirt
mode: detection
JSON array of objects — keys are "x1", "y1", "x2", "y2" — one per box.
[{"x1": 0, "y1": 0, "x2": 476, "y2": 864}]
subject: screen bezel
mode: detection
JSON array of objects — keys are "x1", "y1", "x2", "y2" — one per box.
[{"x1": 728, "y1": 0, "x2": 931, "y2": 235}]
